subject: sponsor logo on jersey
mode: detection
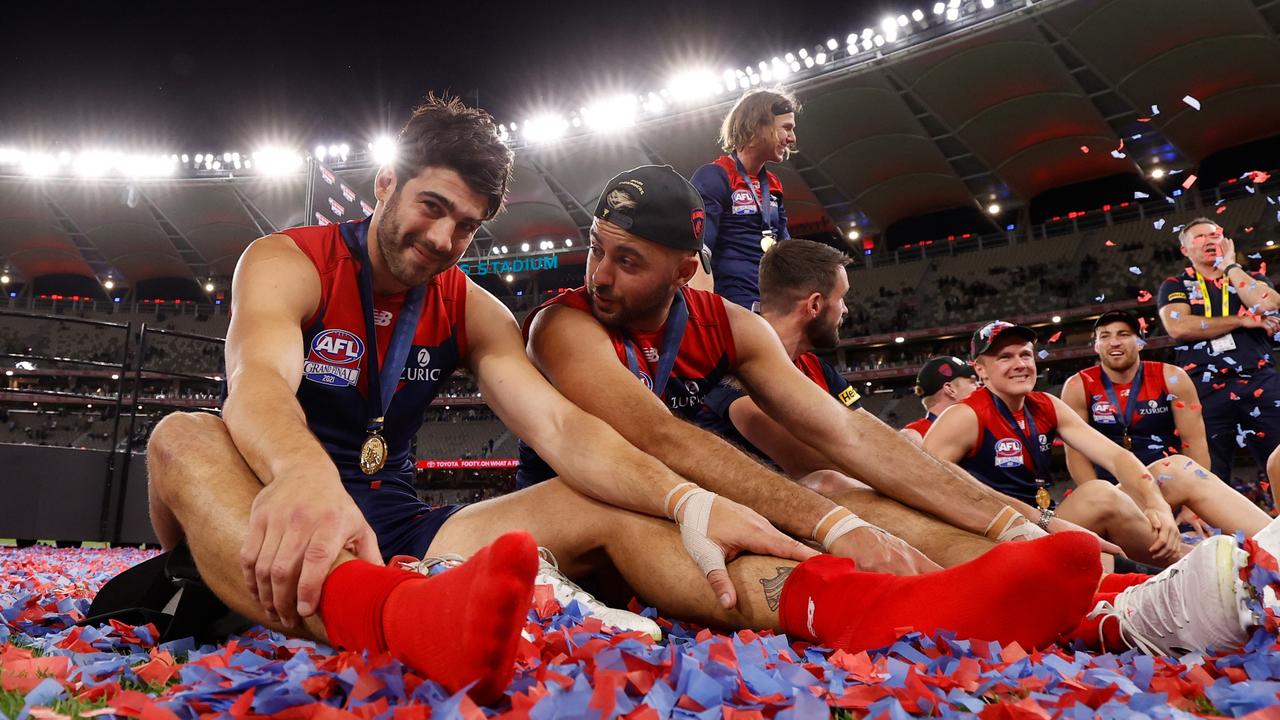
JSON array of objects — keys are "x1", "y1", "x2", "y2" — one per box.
[
  {"x1": 1091, "y1": 400, "x2": 1117, "y2": 424},
  {"x1": 1137, "y1": 398, "x2": 1169, "y2": 416},
  {"x1": 373, "y1": 309, "x2": 393, "y2": 327},
  {"x1": 994, "y1": 438, "x2": 1024, "y2": 468},
  {"x1": 402, "y1": 345, "x2": 442, "y2": 382},
  {"x1": 304, "y1": 329, "x2": 364, "y2": 387},
  {"x1": 642, "y1": 346, "x2": 660, "y2": 363},
  {"x1": 839, "y1": 386, "x2": 861, "y2": 407}
]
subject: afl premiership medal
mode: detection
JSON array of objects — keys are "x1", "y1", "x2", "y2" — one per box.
[
  {"x1": 1035, "y1": 480, "x2": 1051, "y2": 511},
  {"x1": 761, "y1": 229, "x2": 777, "y2": 253},
  {"x1": 360, "y1": 428, "x2": 388, "y2": 475}
]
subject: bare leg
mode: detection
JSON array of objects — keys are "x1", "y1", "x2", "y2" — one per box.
[
  {"x1": 1142, "y1": 455, "x2": 1270, "y2": 536},
  {"x1": 1055, "y1": 480, "x2": 1179, "y2": 566},
  {"x1": 147, "y1": 412, "x2": 331, "y2": 640},
  {"x1": 828, "y1": 487, "x2": 997, "y2": 567},
  {"x1": 1269, "y1": 444, "x2": 1280, "y2": 513}
]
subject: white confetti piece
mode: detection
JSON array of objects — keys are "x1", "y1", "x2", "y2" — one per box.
[
  {"x1": 1153, "y1": 218, "x2": 1166, "y2": 230},
  {"x1": 1182, "y1": 95, "x2": 1201, "y2": 110}
]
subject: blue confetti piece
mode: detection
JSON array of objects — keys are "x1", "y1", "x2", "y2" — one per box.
[
  {"x1": 1170, "y1": 310, "x2": 1181, "y2": 319},
  {"x1": 1129, "y1": 266, "x2": 1142, "y2": 275},
  {"x1": 1153, "y1": 218, "x2": 1166, "y2": 230},
  {"x1": 1252, "y1": 407, "x2": 1262, "y2": 418},
  {"x1": 1134, "y1": 191, "x2": 1150, "y2": 199},
  {"x1": 1038, "y1": 350, "x2": 1050, "y2": 359}
]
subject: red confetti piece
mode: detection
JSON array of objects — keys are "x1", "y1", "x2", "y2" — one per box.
[
  {"x1": 1048, "y1": 331, "x2": 1062, "y2": 343},
  {"x1": 1216, "y1": 205, "x2": 1228, "y2": 214},
  {"x1": 1079, "y1": 145, "x2": 1090, "y2": 154},
  {"x1": 1136, "y1": 290, "x2": 1152, "y2": 303},
  {"x1": 1182, "y1": 174, "x2": 1198, "y2": 189},
  {"x1": 1248, "y1": 170, "x2": 1272, "y2": 184},
  {"x1": 1256, "y1": 388, "x2": 1266, "y2": 398},
  {"x1": 1105, "y1": 240, "x2": 1116, "y2": 247},
  {"x1": 1138, "y1": 317, "x2": 1149, "y2": 333}
]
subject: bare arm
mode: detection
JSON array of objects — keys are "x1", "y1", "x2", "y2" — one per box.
[
  {"x1": 899, "y1": 428, "x2": 924, "y2": 447},
  {"x1": 225, "y1": 234, "x2": 382, "y2": 625},
  {"x1": 726, "y1": 303, "x2": 1020, "y2": 536},
  {"x1": 1165, "y1": 364, "x2": 1211, "y2": 468},
  {"x1": 726, "y1": 395, "x2": 839, "y2": 477},
  {"x1": 1059, "y1": 374, "x2": 1101, "y2": 485}
]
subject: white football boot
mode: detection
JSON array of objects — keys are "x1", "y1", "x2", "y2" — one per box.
[{"x1": 1087, "y1": 535, "x2": 1253, "y2": 656}]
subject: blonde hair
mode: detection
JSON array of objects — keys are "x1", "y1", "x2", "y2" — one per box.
[{"x1": 718, "y1": 88, "x2": 799, "y2": 154}]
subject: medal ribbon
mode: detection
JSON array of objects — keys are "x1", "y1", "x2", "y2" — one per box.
[
  {"x1": 1195, "y1": 271, "x2": 1231, "y2": 319},
  {"x1": 732, "y1": 152, "x2": 774, "y2": 235},
  {"x1": 339, "y1": 218, "x2": 427, "y2": 435},
  {"x1": 623, "y1": 290, "x2": 689, "y2": 399},
  {"x1": 991, "y1": 393, "x2": 1052, "y2": 483},
  {"x1": 1100, "y1": 362, "x2": 1145, "y2": 443}
]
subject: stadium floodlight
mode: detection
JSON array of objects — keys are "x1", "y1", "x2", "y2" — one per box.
[
  {"x1": 666, "y1": 69, "x2": 721, "y2": 103},
  {"x1": 826, "y1": 38, "x2": 838, "y2": 50},
  {"x1": 1052, "y1": 315, "x2": 1062, "y2": 323},
  {"x1": 981, "y1": 0, "x2": 994, "y2": 7},
  {"x1": 181, "y1": 154, "x2": 189, "y2": 163},
  {"x1": 798, "y1": 49, "x2": 808, "y2": 58},
  {"x1": 222, "y1": 152, "x2": 232, "y2": 162},
  {"x1": 338, "y1": 143, "x2": 350, "y2": 159},
  {"x1": 934, "y1": 1, "x2": 945, "y2": 12},
  {"x1": 370, "y1": 135, "x2": 397, "y2": 166},
  {"x1": 987, "y1": 203, "x2": 1001, "y2": 215},
  {"x1": 760, "y1": 67, "x2": 774, "y2": 82},
  {"x1": 784, "y1": 52, "x2": 795, "y2": 63},
  {"x1": 0, "y1": 148, "x2": 21, "y2": 165},
  {"x1": 58, "y1": 151, "x2": 72, "y2": 166},
  {"x1": 946, "y1": 7, "x2": 959, "y2": 20},
  {"x1": 912, "y1": 8, "x2": 925, "y2": 21},
  {"x1": 314, "y1": 145, "x2": 326, "y2": 160},
  {"x1": 583, "y1": 94, "x2": 638, "y2": 132},
  {"x1": 74, "y1": 151, "x2": 113, "y2": 178},
  {"x1": 1151, "y1": 167, "x2": 1165, "y2": 179},
  {"x1": 252, "y1": 147, "x2": 303, "y2": 176},
  {"x1": 815, "y1": 52, "x2": 827, "y2": 65},
  {"x1": 848, "y1": 230, "x2": 860, "y2": 240},
  {"x1": 894, "y1": 336, "x2": 905, "y2": 344},
  {"x1": 644, "y1": 91, "x2": 666, "y2": 114},
  {"x1": 897, "y1": 14, "x2": 909, "y2": 26},
  {"x1": 501, "y1": 246, "x2": 509, "y2": 253},
  {"x1": 111, "y1": 373, "x2": 119, "y2": 380},
  {"x1": 880, "y1": 17, "x2": 899, "y2": 42},
  {"x1": 244, "y1": 160, "x2": 253, "y2": 169},
  {"x1": 520, "y1": 242, "x2": 530, "y2": 252},
  {"x1": 522, "y1": 114, "x2": 569, "y2": 144},
  {"x1": 804, "y1": 57, "x2": 814, "y2": 68},
  {"x1": 847, "y1": 33, "x2": 858, "y2": 45},
  {"x1": 0, "y1": 274, "x2": 8, "y2": 284},
  {"x1": 790, "y1": 61, "x2": 801, "y2": 72},
  {"x1": 872, "y1": 35, "x2": 885, "y2": 48},
  {"x1": 328, "y1": 144, "x2": 339, "y2": 159},
  {"x1": 504, "y1": 274, "x2": 514, "y2": 282},
  {"x1": 103, "y1": 279, "x2": 115, "y2": 290},
  {"x1": 212, "y1": 161, "x2": 223, "y2": 170},
  {"x1": 204, "y1": 281, "x2": 215, "y2": 292},
  {"x1": 565, "y1": 238, "x2": 573, "y2": 247},
  {"x1": 862, "y1": 27, "x2": 875, "y2": 38},
  {"x1": 194, "y1": 153, "x2": 203, "y2": 164},
  {"x1": 21, "y1": 152, "x2": 58, "y2": 177},
  {"x1": 1269, "y1": 240, "x2": 1276, "y2": 247}
]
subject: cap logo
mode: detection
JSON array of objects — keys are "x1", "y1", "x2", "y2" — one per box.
[
  {"x1": 606, "y1": 189, "x2": 637, "y2": 211},
  {"x1": 938, "y1": 363, "x2": 954, "y2": 378},
  {"x1": 691, "y1": 207, "x2": 705, "y2": 241}
]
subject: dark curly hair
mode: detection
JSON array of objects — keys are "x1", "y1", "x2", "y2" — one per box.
[{"x1": 393, "y1": 94, "x2": 514, "y2": 220}]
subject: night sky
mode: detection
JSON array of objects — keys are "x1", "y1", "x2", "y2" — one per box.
[{"x1": 2, "y1": 0, "x2": 891, "y2": 153}]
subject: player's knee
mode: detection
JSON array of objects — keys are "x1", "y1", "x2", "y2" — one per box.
[{"x1": 147, "y1": 412, "x2": 226, "y2": 480}]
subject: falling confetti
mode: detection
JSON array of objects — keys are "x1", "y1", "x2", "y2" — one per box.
[
  {"x1": 1153, "y1": 218, "x2": 1166, "y2": 230},
  {"x1": 1182, "y1": 95, "x2": 1202, "y2": 110},
  {"x1": 1129, "y1": 266, "x2": 1143, "y2": 275},
  {"x1": 1183, "y1": 174, "x2": 1198, "y2": 189}
]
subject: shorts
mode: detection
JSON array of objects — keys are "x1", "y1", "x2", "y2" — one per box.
[{"x1": 346, "y1": 481, "x2": 465, "y2": 561}]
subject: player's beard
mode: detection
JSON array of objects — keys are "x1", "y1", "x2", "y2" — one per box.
[
  {"x1": 375, "y1": 190, "x2": 455, "y2": 288},
  {"x1": 588, "y1": 280, "x2": 676, "y2": 330},
  {"x1": 1100, "y1": 349, "x2": 1137, "y2": 374},
  {"x1": 804, "y1": 307, "x2": 843, "y2": 350}
]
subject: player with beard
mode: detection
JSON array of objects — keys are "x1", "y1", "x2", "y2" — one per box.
[
  {"x1": 518, "y1": 168, "x2": 1143, "y2": 573},
  {"x1": 1060, "y1": 310, "x2": 1269, "y2": 534},
  {"x1": 901, "y1": 356, "x2": 981, "y2": 447}
]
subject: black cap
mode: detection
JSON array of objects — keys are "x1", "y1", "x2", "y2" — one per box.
[
  {"x1": 1094, "y1": 310, "x2": 1143, "y2": 336},
  {"x1": 915, "y1": 356, "x2": 977, "y2": 396},
  {"x1": 970, "y1": 320, "x2": 1037, "y2": 359},
  {"x1": 594, "y1": 165, "x2": 706, "y2": 252}
]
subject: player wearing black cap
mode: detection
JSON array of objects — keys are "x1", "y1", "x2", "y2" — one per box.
[
  {"x1": 1059, "y1": 310, "x2": 1269, "y2": 535},
  {"x1": 901, "y1": 356, "x2": 980, "y2": 446}
]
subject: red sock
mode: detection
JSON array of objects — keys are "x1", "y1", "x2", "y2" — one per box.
[
  {"x1": 319, "y1": 531, "x2": 537, "y2": 703},
  {"x1": 778, "y1": 532, "x2": 1103, "y2": 652},
  {"x1": 1098, "y1": 572, "x2": 1149, "y2": 593},
  {"x1": 1061, "y1": 591, "x2": 1126, "y2": 651}
]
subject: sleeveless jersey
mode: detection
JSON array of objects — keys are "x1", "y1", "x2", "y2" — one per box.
[
  {"x1": 284, "y1": 220, "x2": 468, "y2": 492},
  {"x1": 1077, "y1": 362, "x2": 1177, "y2": 473},
  {"x1": 903, "y1": 412, "x2": 937, "y2": 438},
  {"x1": 959, "y1": 388, "x2": 1059, "y2": 507},
  {"x1": 515, "y1": 285, "x2": 737, "y2": 486}
]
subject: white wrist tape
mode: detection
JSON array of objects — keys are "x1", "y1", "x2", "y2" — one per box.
[
  {"x1": 999, "y1": 518, "x2": 1048, "y2": 541},
  {"x1": 663, "y1": 482, "x2": 698, "y2": 520},
  {"x1": 813, "y1": 508, "x2": 873, "y2": 551},
  {"x1": 672, "y1": 488, "x2": 727, "y2": 578}
]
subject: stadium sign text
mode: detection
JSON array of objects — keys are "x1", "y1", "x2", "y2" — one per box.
[{"x1": 458, "y1": 254, "x2": 558, "y2": 277}]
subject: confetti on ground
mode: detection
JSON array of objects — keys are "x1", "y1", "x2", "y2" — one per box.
[{"x1": 5, "y1": 544, "x2": 1280, "y2": 719}]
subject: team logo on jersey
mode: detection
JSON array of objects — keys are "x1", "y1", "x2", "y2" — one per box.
[
  {"x1": 635, "y1": 369, "x2": 653, "y2": 390},
  {"x1": 731, "y1": 189, "x2": 757, "y2": 215},
  {"x1": 994, "y1": 438, "x2": 1024, "y2": 468},
  {"x1": 303, "y1": 329, "x2": 364, "y2": 387},
  {"x1": 373, "y1": 309, "x2": 393, "y2": 327},
  {"x1": 1091, "y1": 400, "x2": 1117, "y2": 424}
]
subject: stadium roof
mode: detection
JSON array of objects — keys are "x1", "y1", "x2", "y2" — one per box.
[{"x1": 2, "y1": 0, "x2": 1279, "y2": 293}]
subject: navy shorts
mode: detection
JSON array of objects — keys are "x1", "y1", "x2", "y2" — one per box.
[{"x1": 346, "y1": 482, "x2": 465, "y2": 561}]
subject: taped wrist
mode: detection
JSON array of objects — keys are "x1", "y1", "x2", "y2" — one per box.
[
  {"x1": 671, "y1": 488, "x2": 727, "y2": 577},
  {"x1": 984, "y1": 507, "x2": 1047, "y2": 541},
  {"x1": 812, "y1": 507, "x2": 874, "y2": 551}
]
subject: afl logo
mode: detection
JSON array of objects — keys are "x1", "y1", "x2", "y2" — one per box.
[
  {"x1": 732, "y1": 189, "x2": 753, "y2": 205},
  {"x1": 311, "y1": 330, "x2": 364, "y2": 363},
  {"x1": 994, "y1": 438, "x2": 1024, "y2": 468},
  {"x1": 1091, "y1": 400, "x2": 1117, "y2": 424},
  {"x1": 636, "y1": 370, "x2": 653, "y2": 390}
]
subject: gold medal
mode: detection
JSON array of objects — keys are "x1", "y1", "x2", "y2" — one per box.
[
  {"x1": 1035, "y1": 486, "x2": 1052, "y2": 511},
  {"x1": 360, "y1": 433, "x2": 388, "y2": 475},
  {"x1": 760, "y1": 230, "x2": 777, "y2": 253},
  {"x1": 1122, "y1": 432, "x2": 1132, "y2": 451}
]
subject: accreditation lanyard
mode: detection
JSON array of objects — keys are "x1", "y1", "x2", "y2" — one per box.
[
  {"x1": 1100, "y1": 362, "x2": 1145, "y2": 450},
  {"x1": 732, "y1": 152, "x2": 773, "y2": 234},
  {"x1": 623, "y1": 290, "x2": 689, "y2": 399},
  {"x1": 339, "y1": 219, "x2": 427, "y2": 437},
  {"x1": 991, "y1": 394, "x2": 1051, "y2": 483},
  {"x1": 1195, "y1": 272, "x2": 1231, "y2": 318}
]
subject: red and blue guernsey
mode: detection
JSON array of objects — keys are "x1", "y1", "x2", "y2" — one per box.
[
  {"x1": 903, "y1": 413, "x2": 937, "y2": 438},
  {"x1": 282, "y1": 218, "x2": 467, "y2": 559},
  {"x1": 1077, "y1": 361, "x2": 1177, "y2": 475},
  {"x1": 959, "y1": 387, "x2": 1059, "y2": 507},
  {"x1": 515, "y1": 285, "x2": 737, "y2": 487}
]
